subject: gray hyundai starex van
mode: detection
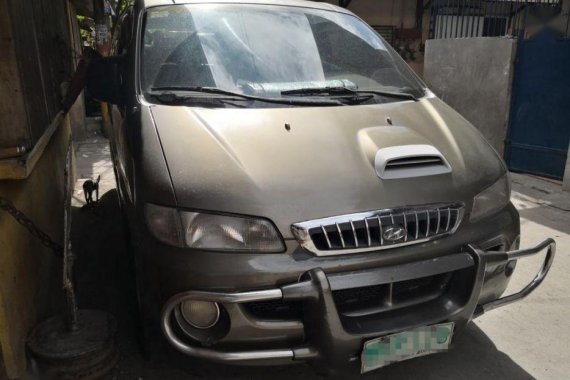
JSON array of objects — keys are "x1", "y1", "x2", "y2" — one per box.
[{"x1": 86, "y1": 0, "x2": 556, "y2": 375}]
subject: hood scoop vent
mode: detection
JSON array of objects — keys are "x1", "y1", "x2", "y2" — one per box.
[
  {"x1": 375, "y1": 145, "x2": 451, "y2": 180},
  {"x1": 385, "y1": 156, "x2": 446, "y2": 169}
]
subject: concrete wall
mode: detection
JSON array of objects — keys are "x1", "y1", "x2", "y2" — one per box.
[
  {"x1": 423, "y1": 38, "x2": 517, "y2": 156},
  {"x1": 0, "y1": 119, "x2": 70, "y2": 379}
]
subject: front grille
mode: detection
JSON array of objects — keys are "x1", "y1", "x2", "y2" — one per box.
[
  {"x1": 243, "y1": 272, "x2": 454, "y2": 320},
  {"x1": 292, "y1": 203, "x2": 464, "y2": 255},
  {"x1": 333, "y1": 273, "x2": 452, "y2": 316}
]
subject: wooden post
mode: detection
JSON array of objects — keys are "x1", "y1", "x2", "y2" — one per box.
[{"x1": 0, "y1": 0, "x2": 29, "y2": 156}]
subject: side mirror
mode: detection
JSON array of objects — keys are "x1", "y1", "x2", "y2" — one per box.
[{"x1": 86, "y1": 56, "x2": 125, "y2": 105}]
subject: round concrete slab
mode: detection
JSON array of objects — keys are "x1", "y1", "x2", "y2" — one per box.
[{"x1": 27, "y1": 309, "x2": 117, "y2": 379}]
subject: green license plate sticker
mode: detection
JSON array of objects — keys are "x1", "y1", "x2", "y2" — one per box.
[{"x1": 361, "y1": 322, "x2": 454, "y2": 373}]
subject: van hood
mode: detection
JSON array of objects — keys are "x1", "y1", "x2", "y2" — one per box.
[{"x1": 148, "y1": 96, "x2": 505, "y2": 238}]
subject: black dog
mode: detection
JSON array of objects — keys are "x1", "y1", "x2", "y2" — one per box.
[{"x1": 83, "y1": 175, "x2": 101, "y2": 206}]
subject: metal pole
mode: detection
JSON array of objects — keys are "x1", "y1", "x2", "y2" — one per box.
[
  {"x1": 488, "y1": 0, "x2": 497, "y2": 36},
  {"x1": 443, "y1": 0, "x2": 449, "y2": 38},
  {"x1": 498, "y1": 1, "x2": 506, "y2": 36},
  {"x1": 477, "y1": 0, "x2": 483, "y2": 37},
  {"x1": 62, "y1": 139, "x2": 78, "y2": 332},
  {"x1": 455, "y1": 0, "x2": 461, "y2": 37},
  {"x1": 496, "y1": 0, "x2": 501, "y2": 35},
  {"x1": 469, "y1": 0, "x2": 475, "y2": 37},
  {"x1": 507, "y1": 0, "x2": 511, "y2": 36},
  {"x1": 514, "y1": 0, "x2": 520, "y2": 35},
  {"x1": 499, "y1": 1, "x2": 507, "y2": 36},
  {"x1": 513, "y1": 0, "x2": 516, "y2": 34},
  {"x1": 416, "y1": 0, "x2": 424, "y2": 29},
  {"x1": 458, "y1": 0, "x2": 465, "y2": 37},
  {"x1": 497, "y1": 0, "x2": 501, "y2": 36}
]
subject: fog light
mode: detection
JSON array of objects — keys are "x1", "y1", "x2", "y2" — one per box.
[{"x1": 180, "y1": 301, "x2": 220, "y2": 329}]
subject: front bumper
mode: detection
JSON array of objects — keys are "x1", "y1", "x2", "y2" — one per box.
[{"x1": 161, "y1": 238, "x2": 555, "y2": 370}]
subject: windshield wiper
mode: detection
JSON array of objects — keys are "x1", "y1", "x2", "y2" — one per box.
[
  {"x1": 281, "y1": 86, "x2": 418, "y2": 101},
  {"x1": 149, "y1": 86, "x2": 344, "y2": 106},
  {"x1": 147, "y1": 91, "x2": 244, "y2": 108}
]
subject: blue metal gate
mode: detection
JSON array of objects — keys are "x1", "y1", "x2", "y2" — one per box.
[{"x1": 505, "y1": 30, "x2": 570, "y2": 179}]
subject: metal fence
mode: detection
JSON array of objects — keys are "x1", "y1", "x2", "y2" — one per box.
[{"x1": 429, "y1": 0, "x2": 570, "y2": 39}]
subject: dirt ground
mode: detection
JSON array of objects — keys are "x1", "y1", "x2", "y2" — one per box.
[{"x1": 70, "y1": 133, "x2": 570, "y2": 380}]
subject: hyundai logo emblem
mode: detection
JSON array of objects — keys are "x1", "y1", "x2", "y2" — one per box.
[{"x1": 383, "y1": 225, "x2": 406, "y2": 242}]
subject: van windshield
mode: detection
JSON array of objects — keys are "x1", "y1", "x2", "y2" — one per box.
[{"x1": 141, "y1": 4, "x2": 426, "y2": 103}]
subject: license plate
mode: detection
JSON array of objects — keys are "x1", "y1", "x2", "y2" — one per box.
[{"x1": 361, "y1": 322, "x2": 454, "y2": 373}]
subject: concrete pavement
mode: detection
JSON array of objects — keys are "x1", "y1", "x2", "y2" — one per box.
[{"x1": 473, "y1": 173, "x2": 569, "y2": 379}]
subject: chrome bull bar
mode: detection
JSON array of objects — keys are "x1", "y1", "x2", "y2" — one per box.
[
  {"x1": 161, "y1": 238, "x2": 556, "y2": 364},
  {"x1": 470, "y1": 237, "x2": 556, "y2": 315}
]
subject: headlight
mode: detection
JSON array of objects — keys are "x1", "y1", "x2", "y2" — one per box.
[
  {"x1": 470, "y1": 174, "x2": 511, "y2": 222},
  {"x1": 145, "y1": 204, "x2": 285, "y2": 252}
]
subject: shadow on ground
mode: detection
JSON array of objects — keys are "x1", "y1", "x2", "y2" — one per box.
[
  {"x1": 511, "y1": 175, "x2": 570, "y2": 235},
  {"x1": 71, "y1": 190, "x2": 534, "y2": 380},
  {"x1": 516, "y1": 203, "x2": 570, "y2": 237}
]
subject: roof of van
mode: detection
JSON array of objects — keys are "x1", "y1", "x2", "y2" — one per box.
[{"x1": 141, "y1": 0, "x2": 350, "y2": 14}]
